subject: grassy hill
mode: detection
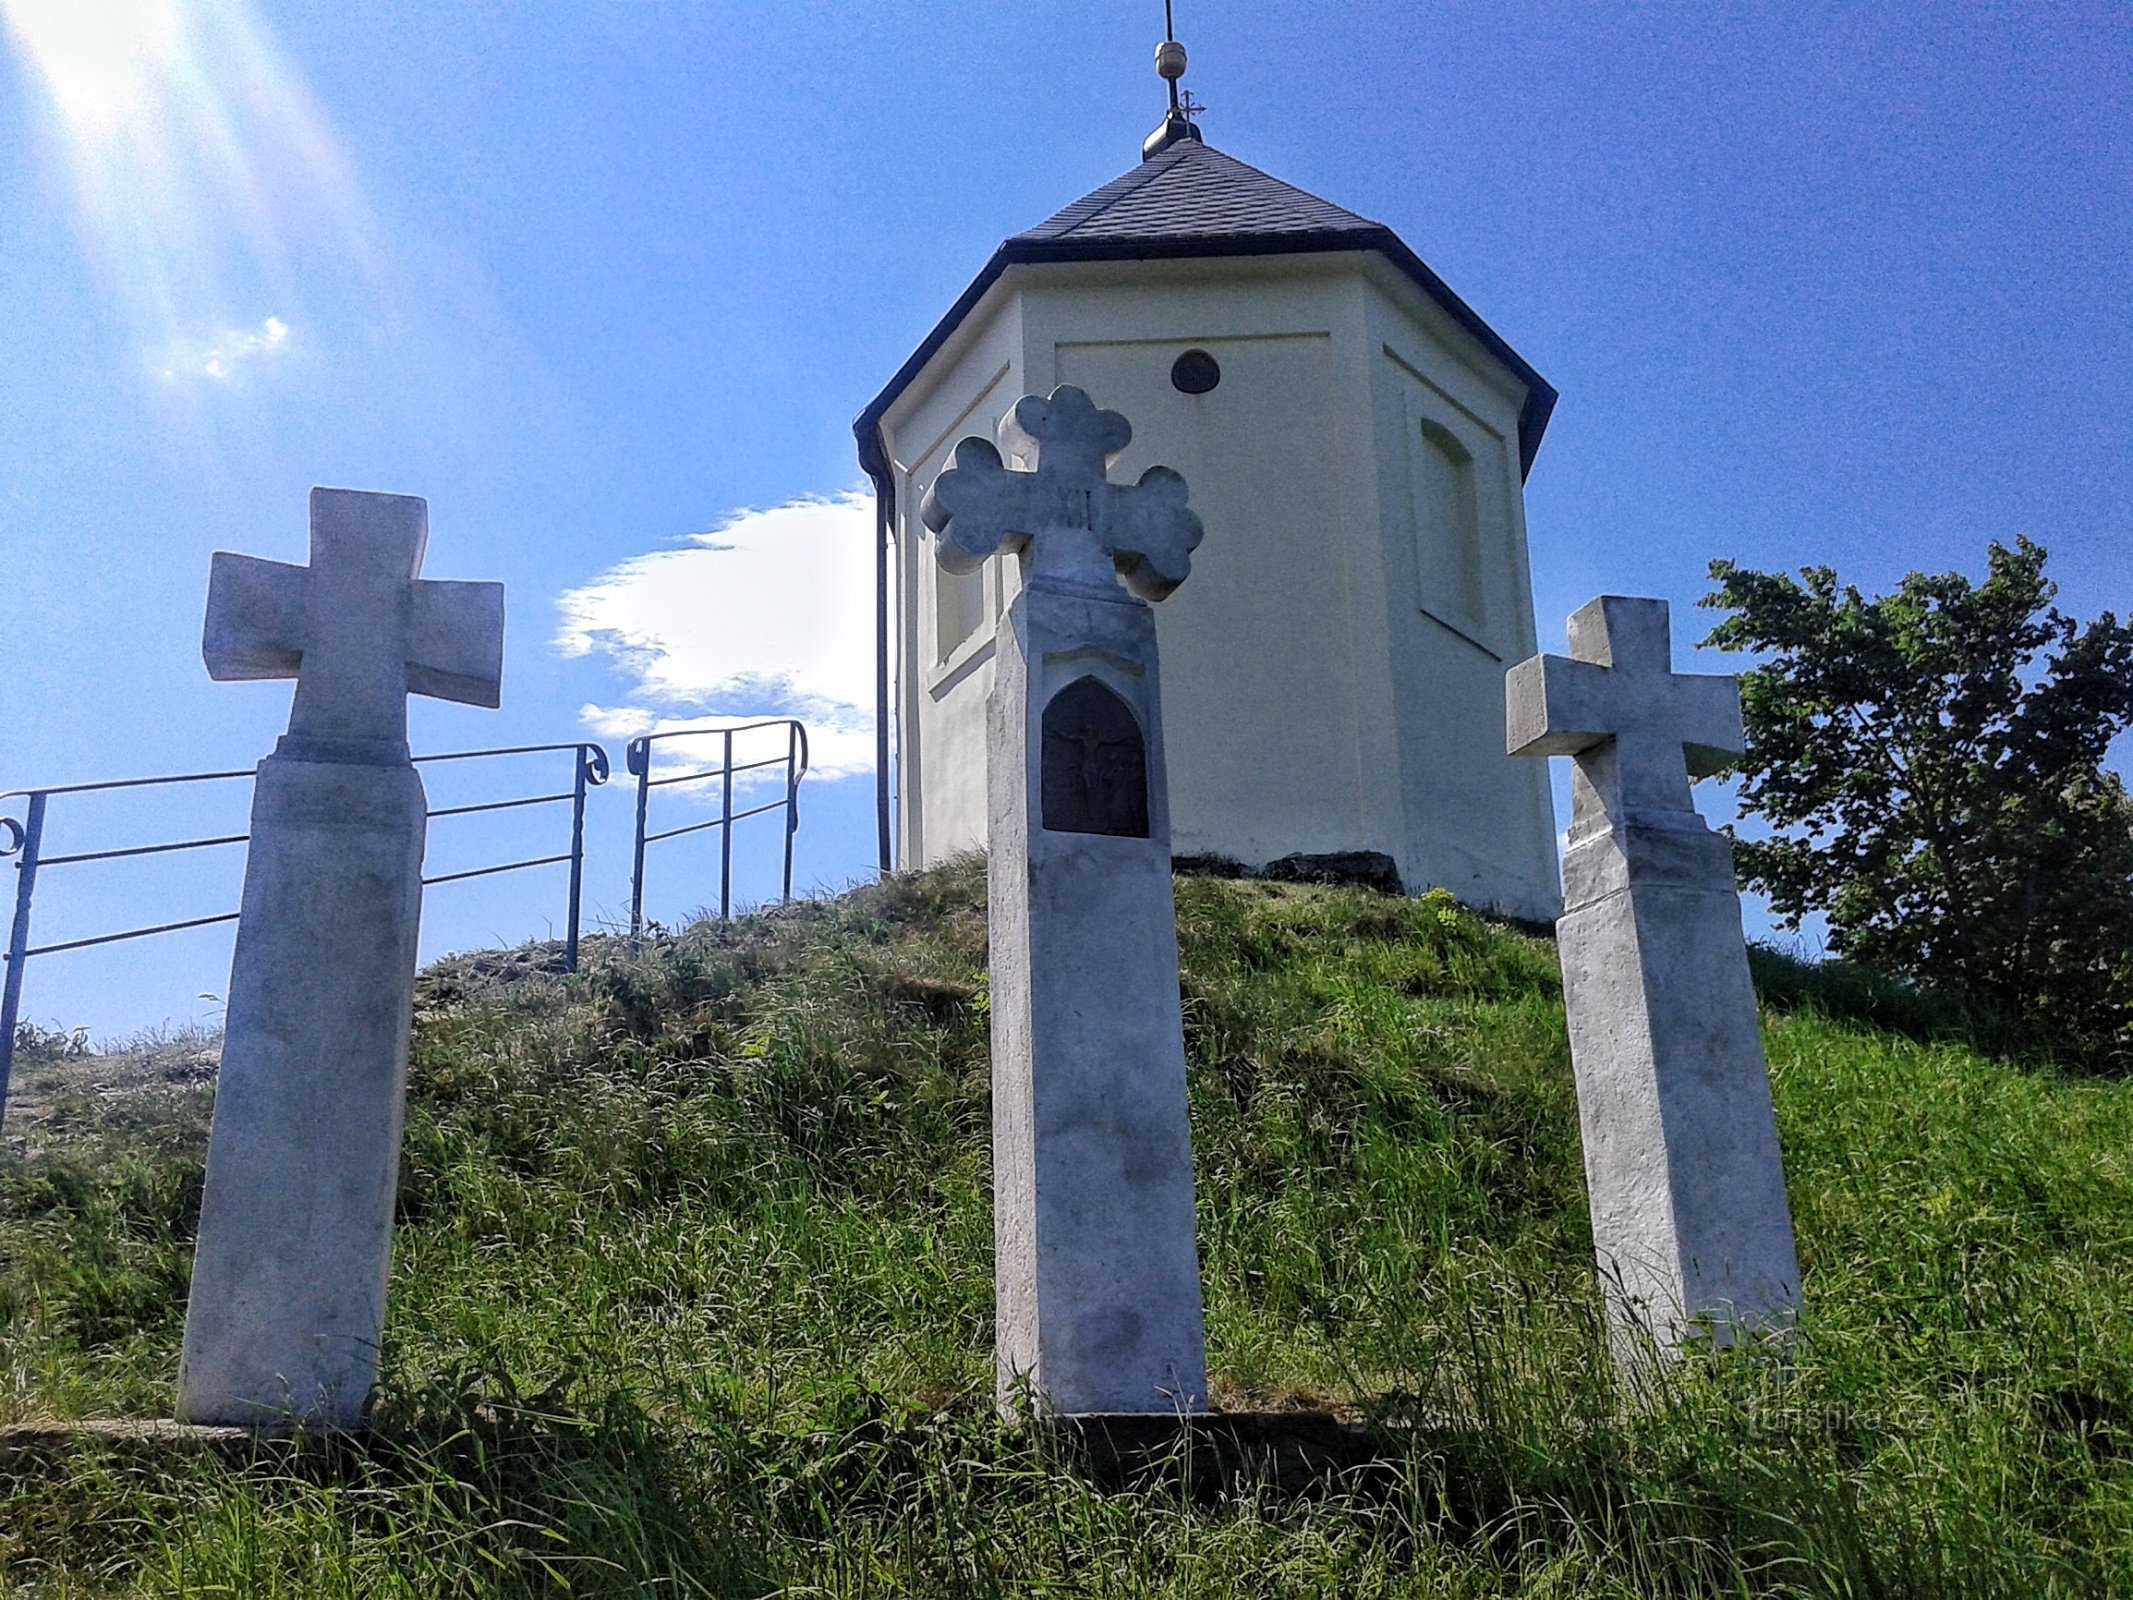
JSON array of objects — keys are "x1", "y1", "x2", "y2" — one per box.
[{"x1": 3, "y1": 860, "x2": 2132, "y2": 1597}]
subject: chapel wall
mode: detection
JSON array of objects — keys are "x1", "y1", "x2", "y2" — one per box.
[
  {"x1": 1361, "y1": 274, "x2": 1562, "y2": 921},
  {"x1": 1017, "y1": 260, "x2": 1395, "y2": 872},
  {"x1": 881, "y1": 293, "x2": 1025, "y2": 867}
]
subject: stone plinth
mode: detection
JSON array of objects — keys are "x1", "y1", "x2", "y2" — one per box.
[
  {"x1": 1556, "y1": 817, "x2": 1800, "y2": 1355},
  {"x1": 176, "y1": 756, "x2": 427, "y2": 1428},
  {"x1": 989, "y1": 579, "x2": 1208, "y2": 1415},
  {"x1": 1509, "y1": 595, "x2": 1800, "y2": 1360}
]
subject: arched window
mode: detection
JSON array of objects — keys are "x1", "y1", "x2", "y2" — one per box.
[
  {"x1": 934, "y1": 555, "x2": 984, "y2": 662},
  {"x1": 1416, "y1": 418, "x2": 1485, "y2": 627}
]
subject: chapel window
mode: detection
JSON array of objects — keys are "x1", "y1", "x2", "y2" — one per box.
[
  {"x1": 935, "y1": 555, "x2": 985, "y2": 661},
  {"x1": 1416, "y1": 417, "x2": 1485, "y2": 626}
]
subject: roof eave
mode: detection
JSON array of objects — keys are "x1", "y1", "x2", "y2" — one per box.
[{"x1": 854, "y1": 228, "x2": 1557, "y2": 481}]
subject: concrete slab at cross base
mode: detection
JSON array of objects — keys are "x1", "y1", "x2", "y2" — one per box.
[
  {"x1": 1048, "y1": 1412, "x2": 1395, "y2": 1500},
  {"x1": 0, "y1": 1419, "x2": 276, "y2": 1469},
  {"x1": 989, "y1": 582, "x2": 1209, "y2": 1416},
  {"x1": 1558, "y1": 820, "x2": 1800, "y2": 1359},
  {"x1": 176, "y1": 754, "x2": 427, "y2": 1429}
]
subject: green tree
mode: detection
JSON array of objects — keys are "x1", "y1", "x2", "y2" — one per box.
[{"x1": 1701, "y1": 538, "x2": 2133, "y2": 1067}]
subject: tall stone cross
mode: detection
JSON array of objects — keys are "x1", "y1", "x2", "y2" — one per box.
[
  {"x1": 1508, "y1": 596, "x2": 1800, "y2": 1368},
  {"x1": 1506, "y1": 595, "x2": 1742, "y2": 835},
  {"x1": 923, "y1": 385, "x2": 1211, "y2": 1417},
  {"x1": 178, "y1": 487, "x2": 504, "y2": 1431}
]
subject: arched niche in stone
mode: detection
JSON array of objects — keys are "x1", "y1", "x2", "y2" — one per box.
[{"x1": 1040, "y1": 675, "x2": 1150, "y2": 838}]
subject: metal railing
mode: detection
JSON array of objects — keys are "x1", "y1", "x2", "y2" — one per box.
[
  {"x1": 0, "y1": 741, "x2": 610, "y2": 1123},
  {"x1": 626, "y1": 719, "x2": 808, "y2": 935},
  {"x1": 412, "y1": 742, "x2": 611, "y2": 973}
]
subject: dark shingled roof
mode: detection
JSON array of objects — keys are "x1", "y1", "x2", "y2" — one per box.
[
  {"x1": 857, "y1": 138, "x2": 1555, "y2": 482},
  {"x1": 1013, "y1": 139, "x2": 1382, "y2": 242}
]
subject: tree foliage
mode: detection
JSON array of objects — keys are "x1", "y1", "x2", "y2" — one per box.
[{"x1": 1701, "y1": 538, "x2": 2133, "y2": 1067}]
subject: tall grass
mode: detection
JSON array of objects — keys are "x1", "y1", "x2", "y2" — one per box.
[{"x1": 3, "y1": 859, "x2": 2131, "y2": 1595}]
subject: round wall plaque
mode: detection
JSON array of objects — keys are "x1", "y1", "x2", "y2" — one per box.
[{"x1": 1170, "y1": 349, "x2": 1221, "y2": 395}]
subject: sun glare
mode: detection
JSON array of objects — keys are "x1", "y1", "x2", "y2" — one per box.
[
  {"x1": 3, "y1": 0, "x2": 184, "y2": 134},
  {"x1": 3, "y1": 0, "x2": 389, "y2": 389}
]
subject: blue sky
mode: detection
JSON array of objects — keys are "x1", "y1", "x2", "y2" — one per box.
[{"x1": 2, "y1": 1, "x2": 2127, "y2": 1041}]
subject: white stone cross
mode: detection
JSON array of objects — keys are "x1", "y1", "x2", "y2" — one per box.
[
  {"x1": 1505, "y1": 595, "x2": 1742, "y2": 829},
  {"x1": 923, "y1": 385, "x2": 1210, "y2": 1416},
  {"x1": 921, "y1": 384, "x2": 1204, "y2": 603},
  {"x1": 204, "y1": 487, "x2": 504, "y2": 755},
  {"x1": 1506, "y1": 594, "x2": 1800, "y2": 1368},
  {"x1": 180, "y1": 485, "x2": 505, "y2": 1429}
]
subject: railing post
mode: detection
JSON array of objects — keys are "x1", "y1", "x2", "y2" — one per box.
[
  {"x1": 565, "y1": 746, "x2": 598, "y2": 972},
  {"x1": 782, "y1": 722, "x2": 798, "y2": 904},
  {"x1": 720, "y1": 730, "x2": 734, "y2": 921},
  {"x1": 1, "y1": 792, "x2": 49, "y2": 1128},
  {"x1": 628, "y1": 738, "x2": 651, "y2": 939}
]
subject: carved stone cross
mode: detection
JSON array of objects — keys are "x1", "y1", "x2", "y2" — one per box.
[
  {"x1": 1506, "y1": 595, "x2": 1799, "y2": 1368},
  {"x1": 923, "y1": 386, "x2": 1210, "y2": 1416},
  {"x1": 921, "y1": 384, "x2": 1204, "y2": 602},
  {"x1": 1505, "y1": 595, "x2": 1741, "y2": 831},
  {"x1": 179, "y1": 486, "x2": 505, "y2": 1430},
  {"x1": 205, "y1": 487, "x2": 504, "y2": 759}
]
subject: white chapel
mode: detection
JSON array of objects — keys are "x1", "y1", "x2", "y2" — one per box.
[{"x1": 854, "y1": 51, "x2": 1563, "y2": 923}]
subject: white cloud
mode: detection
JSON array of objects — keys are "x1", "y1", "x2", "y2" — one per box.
[
  {"x1": 163, "y1": 314, "x2": 289, "y2": 379},
  {"x1": 556, "y1": 491, "x2": 880, "y2": 786}
]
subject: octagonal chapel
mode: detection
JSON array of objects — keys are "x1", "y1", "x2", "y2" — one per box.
[{"x1": 856, "y1": 109, "x2": 1562, "y2": 923}]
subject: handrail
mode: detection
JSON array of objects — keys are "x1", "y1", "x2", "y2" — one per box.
[
  {"x1": 413, "y1": 741, "x2": 610, "y2": 768},
  {"x1": 0, "y1": 768, "x2": 256, "y2": 805},
  {"x1": 413, "y1": 744, "x2": 611, "y2": 977},
  {"x1": 624, "y1": 719, "x2": 809, "y2": 935},
  {"x1": 1, "y1": 741, "x2": 611, "y2": 1130}
]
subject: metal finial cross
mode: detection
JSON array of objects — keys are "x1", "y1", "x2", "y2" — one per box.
[
  {"x1": 1506, "y1": 595, "x2": 1743, "y2": 831},
  {"x1": 204, "y1": 487, "x2": 505, "y2": 756},
  {"x1": 920, "y1": 385, "x2": 1204, "y2": 604}
]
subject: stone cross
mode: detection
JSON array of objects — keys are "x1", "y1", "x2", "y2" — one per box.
[
  {"x1": 204, "y1": 487, "x2": 504, "y2": 755},
  {"x1": 925, "y1": 385, "x2": 1211, "y2": 1417},
  {"x1": 178, "y1": 487, "x2": 503, "y2": 1431},
  {"x1": 1506, "y1": 595, "x2": 1742, "y2": 834},
  {"x1": 923, "y1": 384, "x2": 1203, "y2": 601},
  {"x1": 1508, "y1": 596, "x2": 1800, "y2": 1368}
]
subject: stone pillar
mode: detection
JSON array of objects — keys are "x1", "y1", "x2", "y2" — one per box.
[
  {"x1": 989, "y1": 582, "x2": 1207, "y2": 1415},
  {"x1": 1509, "y1": 595, "x2": 1800, "y2": 1361},
  {"x1": 924, "y1": 385, "x2": 1209, "y2": 1415},
  {"x1": 175, "y1": 755, "x2": 428, "y2": 1427},
  {"x1": 176, "y1": 487, "x2": 502, "y2": 1428}
]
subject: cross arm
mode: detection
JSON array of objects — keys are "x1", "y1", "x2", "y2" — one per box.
[
  {"x1": 203, "y1": 553, "x2": 308, "y2": 682},
  {"x1": 1672, "y1": 673, "x2": 1745, "y2": 777},
  {"x1": 1506, "y1": 652, "x2": 1615, "y2": 758},
  {"x1": 1507, "y1": 652, "x2": 1745, "y2": 774},
  {"x1": 1102, "y1": 467, "x2": 1203, "y2": 603},
  {"x1": 921, "y1": 436, "x2": 1030, "y2": 575},
  {"x1": 409, "y1": 580, "x2": 505, "y2": 708}
]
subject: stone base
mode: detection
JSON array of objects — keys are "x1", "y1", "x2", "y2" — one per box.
[
  {"x1": 988, "y1": 581, "x2": 1209, "y2": 1416},
  {"x1": 1558, "y1": 820, "x2": 1801, "y2": 1360},
  {"x1": 176, "y1": 752, "x2": 428, "y2": 1430},
  {"x1": 1046, "y1": 1411, "x2": 1377, "y2": 1492},
  {"x1": 0, "y1": 1418, "x2": 318, "y2": 1475}
]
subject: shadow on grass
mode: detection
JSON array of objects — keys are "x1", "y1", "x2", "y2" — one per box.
[{"x1": 1744, "y1": 945, "x2": 2101, "y2": 1074}]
